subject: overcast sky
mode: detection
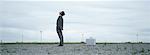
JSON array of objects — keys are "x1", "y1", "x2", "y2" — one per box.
[{"x1": 0, "y1": 0, "x2": 150, "y2": 42}]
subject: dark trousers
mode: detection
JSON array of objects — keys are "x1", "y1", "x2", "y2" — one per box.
[{"x1": 56, "y1": 27, "x2": 63, "y2": 45}]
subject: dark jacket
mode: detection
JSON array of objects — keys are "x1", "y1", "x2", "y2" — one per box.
[{"x1": 56, "y1": 16, "x2": 63, "y2": 30}]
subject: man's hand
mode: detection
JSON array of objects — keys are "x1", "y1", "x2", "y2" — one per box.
[
  {"x1": 59, "y1": 26, "x2": 63, "y2": 30},
  {"x1": 61, "y1": 27, "x2": 63, "y2": 30},
  {"x1": 60, "y1": 28, "x2": 63, "y2": 30}
]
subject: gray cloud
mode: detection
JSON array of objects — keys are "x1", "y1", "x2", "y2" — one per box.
[{"x1": 140, "y1": 29, "x2": 150, "y2": 33}]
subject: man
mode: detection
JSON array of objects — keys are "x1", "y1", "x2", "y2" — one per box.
[{"x1": 56, "y1": 11, "x2": 65, "y2": 46}]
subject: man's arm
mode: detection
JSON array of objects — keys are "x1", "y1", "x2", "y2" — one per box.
[{"x1": 62, "y1": 18, "x2": 63, "y2": 30}]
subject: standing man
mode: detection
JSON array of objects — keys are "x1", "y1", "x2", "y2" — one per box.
[{"x1": 56, "y1": 11, "x2": 65, "y2": 46}]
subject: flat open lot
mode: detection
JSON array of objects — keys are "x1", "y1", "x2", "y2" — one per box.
[{"x1": 0, "y1": 43, "x2": 150, "y2": 55}]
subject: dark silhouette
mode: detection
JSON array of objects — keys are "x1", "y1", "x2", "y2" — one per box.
[{"x1": 56, "y1": 11, "x2": 65, "y2": 46}]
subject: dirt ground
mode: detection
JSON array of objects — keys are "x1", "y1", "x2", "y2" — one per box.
[{"x1": 0, "y1": 43, "x2": 150, "y2": 55}]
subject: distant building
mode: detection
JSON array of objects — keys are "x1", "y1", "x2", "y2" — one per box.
[{"x1": 86, "y1": 37, "x2": 96, "y2": 46}]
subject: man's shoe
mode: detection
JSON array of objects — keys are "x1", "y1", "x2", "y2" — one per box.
[{"x1": 58, "y1": 45, "x2": 63, "y2": 46}]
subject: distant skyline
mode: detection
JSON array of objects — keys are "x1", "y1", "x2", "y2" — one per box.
[{"x1": 0, "y1": 0, "x2": 150, "y2": 42}]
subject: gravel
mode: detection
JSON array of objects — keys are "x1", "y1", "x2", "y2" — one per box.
[{"x1": 0, "y1": 43, "x2": 150, "y2": 55}]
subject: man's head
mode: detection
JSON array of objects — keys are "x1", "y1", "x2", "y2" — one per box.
[{"x1": 59, "y1": 11, "x2": 65, "y2": 16}]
